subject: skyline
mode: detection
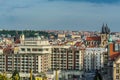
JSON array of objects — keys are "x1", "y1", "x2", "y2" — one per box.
[{"x1": 0, "y1": 0, "x2": 120, "y2": 31}]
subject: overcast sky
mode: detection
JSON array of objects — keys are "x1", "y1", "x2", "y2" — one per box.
[{"x1": 0, "y1": 0, "x2": 120, "y2": 32}]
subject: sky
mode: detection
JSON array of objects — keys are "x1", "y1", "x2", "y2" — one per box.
[{"x1": 0, "y1": 0, "x2": 120, "y2": 32}]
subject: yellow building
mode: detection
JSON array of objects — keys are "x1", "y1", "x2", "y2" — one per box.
[
  {"x1": 35, "y1": 77, "x2": 43, "y2": 80},
  {"x1": 58, "y1": 33, "x2": 65, "y2": 39},
  {"x1": 14, "y1": 46, "x2": 19, "y2": 54},
  {"x1": 71, "y1": 34, "x2": 81, "y2": 39}
]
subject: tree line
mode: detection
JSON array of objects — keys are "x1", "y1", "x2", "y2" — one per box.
[{"x1": 0, "y1": 30, "x2": 55, "y2": 38}]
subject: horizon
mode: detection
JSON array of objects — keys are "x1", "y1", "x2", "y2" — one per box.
[{"x1": 0, "y1": 0, "x2": 120, "y2": 31}]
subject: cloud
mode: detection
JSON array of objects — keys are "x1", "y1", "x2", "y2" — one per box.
[
  {"x1": 48, "y1": 0, "x2": 120, "y2": 4},
  {"x1": 0, "y1": 0, "x2": 120, "y2": 31}
]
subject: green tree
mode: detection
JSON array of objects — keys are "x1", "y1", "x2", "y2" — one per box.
[
  {"x1": 28, "y1": 75, "x2": 35, "y2": 80},
  {"x1": 0, "y1": 73, "x2": 8, "y2": 80},
  {"x1": 38, "y1": 72, "x2": 47, "y2": 80},
  {"x1": 94, "y1": 70, "x2": 102, "y2": 80},
  {"x1": 11, "y1": 70, "x2": 20, "y2": 80}
]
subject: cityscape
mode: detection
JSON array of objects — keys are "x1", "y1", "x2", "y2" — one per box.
[
  {"x1": 0, "y1": 0, "x2": 120, "y2": 80},
  {"x1": 0, "y1": 24, "x2": 120, "y2": 80}
]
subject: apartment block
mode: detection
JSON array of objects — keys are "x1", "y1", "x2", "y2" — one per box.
[
  {"x1": 19, "y1": 35, "x2": 51, "y2": 72},
  {"x1": 84, "y1": 48, "x2": 105, "y2": 71},
  {"x1": 51, "y1": 45, "x2": 83, "y2": 71},
  {"x1": 0, "y1": 35, "x2": 52, "y2": 74}
]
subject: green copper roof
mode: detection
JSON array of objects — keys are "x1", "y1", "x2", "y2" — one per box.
[{"x1": 108, "y1": 35, "x2": 112, "y2": 42}]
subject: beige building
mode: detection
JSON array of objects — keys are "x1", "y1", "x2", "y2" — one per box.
[
  {"x1": 113, "y1": 55, "x2": 120, "y2": 80},
  {"x1": 51, "y1": 45, "x2": 84, "y2": 71},
  {"x1": 71, "y1": 34, "x2": 81, "y2": 39},
  {"x1": 0, "y1": 34, "x2": 52, "y2": 75},
  {"x1": 58, "y1": 33, "x2": 66, "y2": 39},
  {"x1": 19, "y1": 34, "x2": 52, "y2": 73}
]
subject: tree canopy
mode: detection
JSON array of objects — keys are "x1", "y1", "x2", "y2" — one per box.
[
  {"x1": 0, "y1": 30, "x2": 55, "y2": 38},
  {"x1": 11, "y1": 70, "x2": 20, "y2": 80},
  {"x1": 94, "y1": 70, "x2": 102, "y2": 80},
  {"x1": 0, "y1": 73, "x2": 8, "y2": 80}
]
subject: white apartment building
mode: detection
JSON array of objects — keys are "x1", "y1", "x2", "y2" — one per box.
[{"x1": 84, "y1": 48, "x2": 105, "y2": 71}]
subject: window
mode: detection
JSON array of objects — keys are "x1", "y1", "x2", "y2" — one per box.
[
  {"x1": 102, "y1": 35, "x2": 104, "y2": 39},
  {"x1": 45, "y1": 48, "x2": 49, "y2": 51},
  {"x1": 116, "y1": 64, "x2": 119, "y2": 67},
  {"x1": 21, "y1": 48, "x2": 25, "y2": 51},
  {"x1": 116, "y1": 75, "x2": 119, "y2": 79},
  {"x1": 76, "y1": 51, "x2": 79, "y2": 53},
  {"x1": 32, "y1": 48, "x2": 37, "y2": 51},
  {"x1": 113, "y1": 43, "x2": 120, "y2": 52},
  {"x1": 76, "y1": 55, "x2": 79, "y2": 59},
  {"x1": 61, "y1": 51, "x2": 64, "y2": 53},
  {"x1": 116, "y1": 69, "x2": 119, "y2": 73},
  {"x1": 38, "y1": 48, "x2": 43, "y2": 51},
  {"x1": 114, "y1": 43, "x2": 119, "y2": 51},
  {"x1": 27, "y1": 48, "x2": 30, "y2": 51},
  {"x1": 88, "y1": 42, "x2": 90, "y2": 45},
  {"x1": 68, "y1": 50, "x2": 72, "y2": 53}
]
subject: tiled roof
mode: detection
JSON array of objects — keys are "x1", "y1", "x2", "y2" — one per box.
[
  {"x1": 116, "y1": 40, "x2": 120, "y2": 43},
  {"x1": 15, "y1": 39, "x2": 20, "y2": 44},
  {"x1": 110, "y1": 53, "x2": 120, "y2": 61},
  {"x1": 109, "y1": 43, "x2": 120, "y2": 60},
  {"x1": 3, "y1": 45, "x2": 14, "y2": 54},
  {"x1": 86, "y1": 36, "x2": 101, "y2": 41},
  {"x1": 74, "y1": 42, "x2": 82, "y2": 47}
]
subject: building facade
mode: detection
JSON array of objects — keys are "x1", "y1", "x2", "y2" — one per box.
[
  {"x1": 51, "y1": 45, "x2": 83, "y2": 71},
  {"x1": 113, "y1": 55, "x2": 120, "y2": 80},
  {"x1": 84, "y1": 48, "x2": 105, "y2": 71},
  {"x1": 0, "y1": 35, "x2": 52, "y2": 74}
]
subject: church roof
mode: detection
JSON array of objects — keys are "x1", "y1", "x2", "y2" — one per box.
[
  {"x1": 101, "y1": 24, "x2": 110, "y2": 34},
  {"x1": 86, "y1": 36, "x2": 101, "y2": 41}
]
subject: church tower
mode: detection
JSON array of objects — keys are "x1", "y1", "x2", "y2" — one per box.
[
  {"x1": 20, "y1": 32, "x2": 25, "y2": 44},
  {"x1": 100, "y1": 24, "x2": 110, "y2": 47}
]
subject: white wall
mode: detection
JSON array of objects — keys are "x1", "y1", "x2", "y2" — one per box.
[{"x1": 38, "y1": 56, "x2": 42, "y2": 73}]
